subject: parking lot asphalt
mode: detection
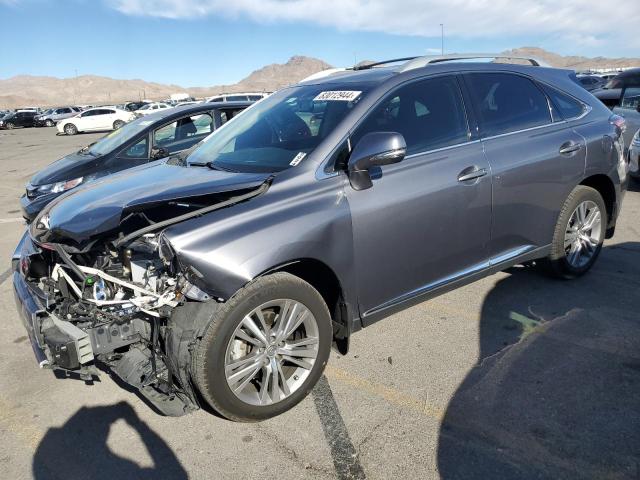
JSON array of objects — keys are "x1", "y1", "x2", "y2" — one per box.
[{"x1": 0, "y1": 126, "x2": 639, "y2": 480}]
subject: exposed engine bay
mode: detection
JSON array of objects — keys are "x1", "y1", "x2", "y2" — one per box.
[{"x1": 15, "y1": 182, "x2": 270, "y2": 416}]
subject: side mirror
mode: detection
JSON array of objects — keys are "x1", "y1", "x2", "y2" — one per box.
[
  {"x1": 347, "y1": 132, "x2": 406, "y2": 190},
  {"x1": 150, "y1": 146, "x2": 169, "y2": 160}
]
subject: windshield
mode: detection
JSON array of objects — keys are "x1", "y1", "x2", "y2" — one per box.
[
  {"x1": 86, "y1": 117, "x2": 151, "y2": 156},
  {"x1": 138, "y1": 104, "x2": 152, "y2": 110},
  {"x1": 187, "y1": 84, "x2": 369, "y2": 173}
]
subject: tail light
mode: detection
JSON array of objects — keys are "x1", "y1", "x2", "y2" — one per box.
[{"x1": 609, "y1": 114, "x2": 626, "y2": 137}]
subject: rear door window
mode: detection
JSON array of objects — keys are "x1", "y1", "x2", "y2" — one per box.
[
  {"x1": 465, "y1": 73, "x2": 552, "y2": 137},
  {"x1": 353, "y1": 75, "x2": 469, "y2": 155}
]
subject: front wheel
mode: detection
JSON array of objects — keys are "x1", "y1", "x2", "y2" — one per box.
[
  {"x1": 64, "y1": 123, "x2": 77, "y2": 135},
  {"x1": 5, "y1": 122, "x2": 14, "y2": 129},
  {"x1": 544, "y1": 185, "x2": 607, "y2": 279},
  {"x1": 113, "y1": 120, "x2": 125, "y2": 130},
  {"x1": 45, "y1": 119, "x2": 54, "y2": 127},
  {"x1": 193, "y1": 272, "x2": 332, "y2": 421}
]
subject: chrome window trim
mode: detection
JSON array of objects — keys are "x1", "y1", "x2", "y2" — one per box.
[
  {"x1": 480, "y1": 121, "x2": 559, "y2": 142},
  {"x1": 403, "y1": 138, "x2": 482, "y2": 160}
]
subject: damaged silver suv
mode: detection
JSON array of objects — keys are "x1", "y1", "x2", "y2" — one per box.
[{"x1": 12, "y1": 54, "x2": 629, "y2": 421}]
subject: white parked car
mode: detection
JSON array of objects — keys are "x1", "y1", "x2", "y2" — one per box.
[
  {"x1": 206, "y1": 92, "x2": 269, "y2": 103},
  {"x1": 134, "y1": 102, "x2": 172, "y2": 116},
  {"x1": 57, "y1": 107, "x2": 136, "y2": 135}
]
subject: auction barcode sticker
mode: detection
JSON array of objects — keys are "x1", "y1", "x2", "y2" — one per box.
[
  {"x1": 313, "y1": 91, "x2": 362, "y2": 102},
  {"x1": 290, "y1": 152, "x2": 307, "y2": 166}
]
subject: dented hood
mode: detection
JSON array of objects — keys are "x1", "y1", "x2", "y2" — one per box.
[{"x1": 36, "y1": 161, "x2": 270, "y2": 246}]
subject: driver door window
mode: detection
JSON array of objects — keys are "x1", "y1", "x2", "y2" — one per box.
[{"x1": 352, "y1": 75, "x2": 469, "y2": 155}]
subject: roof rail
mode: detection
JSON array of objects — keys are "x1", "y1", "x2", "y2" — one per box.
[
  {"x1": 398, "y1": 53, "x2": 549, "y2": 72},
  {"x1": 352, "y1": 57, "x2": 420, "y2": 71}
]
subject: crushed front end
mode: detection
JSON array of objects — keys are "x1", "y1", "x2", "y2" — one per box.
[{"x1": 11, "y1": 227, "x2": 213, "y2": 416}]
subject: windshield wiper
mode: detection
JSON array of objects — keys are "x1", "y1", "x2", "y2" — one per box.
[
  {"x1": 207, "y1": 162, "x2": 238, "y2": 173},
  {"x1": 187, "y1": 161, "x2": 238, "y2": 172}
]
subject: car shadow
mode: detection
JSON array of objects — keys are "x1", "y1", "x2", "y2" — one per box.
[
  {"x1": 437, "y1": 242, "x2": 640, "y2": 479},
  {"x1": 32, "y1": 401, "x2": 187, "y2": 480}
]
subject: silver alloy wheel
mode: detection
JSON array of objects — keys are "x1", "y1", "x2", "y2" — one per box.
[
  {"x1": 224, "y1": 299, "x2": 319, "y2": 406},
  {"x1": 64, "y1": 123, "x2": 76, "y2": 135},
  {"x1": 564, "y1": 200, "x2": 602, "y2": 268},
  {"x1": 45, "y1": 119, "x2": 54, "y2": 127}
]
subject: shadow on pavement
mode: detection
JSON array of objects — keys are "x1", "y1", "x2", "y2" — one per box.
[
  {"x1": 437, "y1": 242, "x2": 640, "y2": 479},
  {"x1": 33, "y1": 401, "x2": 187, "y2": 480}
]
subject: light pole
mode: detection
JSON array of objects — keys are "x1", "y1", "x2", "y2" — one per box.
[{"x1": 440, "y1": 24, "x2": 444, "y2": 55}]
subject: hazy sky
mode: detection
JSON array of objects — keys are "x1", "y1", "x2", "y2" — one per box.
[{"x1": 1, "y1": 0, "x2": 638, "y2": 86}]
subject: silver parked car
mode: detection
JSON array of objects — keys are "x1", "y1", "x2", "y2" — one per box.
[
  {"x1": 35, "y1": 106, "x2": 82, "y2": 127},
  {"x1": 12, "y1": 54, "x2": 629, "y2": 421}
]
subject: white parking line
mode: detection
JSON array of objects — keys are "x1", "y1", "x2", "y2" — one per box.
[{"x1": 0, "y1": 217, "x2": 24, "y2": 224}]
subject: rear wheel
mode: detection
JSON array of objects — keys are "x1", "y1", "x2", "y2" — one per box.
[
  {"x1": 193, "y1": 272, "x2": 332, "y2": 422},
  {"x1": 45, "y1": 119, "x2": 54, "y2": 127},
  {"x1": 544, "y1": 185, "x2": 606, "y2": 279},
  {"x1": 113, "y1": 120, "x2": 125, "y2": 130},
  {"x1": 64, "y1": 123, "x2": 77, "y2": 135}
]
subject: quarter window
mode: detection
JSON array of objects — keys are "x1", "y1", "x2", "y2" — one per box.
[
  {"x1": 466, "y1": 73, "x2": 552, "y2": 137},
  {"x1": 353, "y1": 75, "x2": 469, "y2": 155},
  {"x1": 540, "y1": 84, "x2": 587, "y2": 120},
  {"x1": 121, "y1": 137, "x2": 148, "y2": 158}
]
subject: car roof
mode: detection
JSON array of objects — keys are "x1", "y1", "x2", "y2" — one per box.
[
  {"x1": 617, "y1": 67, "x2": 640, "y2": 77},
  {"x1": 138, "y1": 101, "x2": 254, "y2": 122},
  {"x1": 301, "y1": 60, "x2": 572, "y2": 89}
]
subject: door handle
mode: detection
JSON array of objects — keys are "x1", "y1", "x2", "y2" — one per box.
[
  {"x1": 559, "y1": 142, "x2": 582, "y2": 155},
  {"x1": 457, "y1": 167, "x2": 487, "y2": 182}
]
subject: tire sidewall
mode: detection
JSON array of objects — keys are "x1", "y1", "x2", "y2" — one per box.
[
  {"x1": 113, "y1": 120, "x2": 124, "y2": 130},
  {"x1": 549, "y1": 186, "x2": 607, "y2": 278},
  {"x1": 64, "y1": 123, "x2": 77, "y2": 135},
  {"x1": 195, "y1": 273, "x2": 332, "y2": 421},
  {"x1": 45, "y1": 119, "x2": 54, "y2": 127}
]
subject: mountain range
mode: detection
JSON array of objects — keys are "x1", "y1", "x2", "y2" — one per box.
[{"x1": 1, "y1": 48, "x2": 638, "y2": 109}]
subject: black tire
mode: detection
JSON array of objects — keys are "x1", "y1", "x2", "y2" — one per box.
[
  {"x1": 64, "y1": 123, "x2": 77, "y2": 135},
  {"x1": 5, "y1": 122, "x2": 14, "y2": 130},
  {"x1": 193, "y1": 272, "x2": 332, "y2": 422},
  {"x1": 113, "y1": 120, "x2": 125, "y2": 130},
  {"x1": 45, "y1": 119, "x2": 54, "y2": 127},
  {"x1": 543, "y1": 185, "x2": 607, "y2": 279}
]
